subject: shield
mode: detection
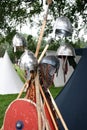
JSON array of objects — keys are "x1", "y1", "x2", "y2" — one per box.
[{"x1": 3, "y1": 99, "x2": 38, "y2": 130}]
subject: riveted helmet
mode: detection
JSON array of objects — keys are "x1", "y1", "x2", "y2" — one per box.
[
  {"x1": 39, "y1": 55, "x2": 60, "y2": 89},
  {"x1": 57, "y1": 43, "x2": 75, "y2": 57},
  {"x1": 20, "y1": 49, "x2": 38, "y2": 72},
  {"x1": 53, "y1": 16, "x2": 73, "y2": 37},
  {"x1": 40, "y1": 55, "x2": 60, "y2": 75},
  {"x1": 12, "y1": 33, "x2": 27, "y2": 52}
]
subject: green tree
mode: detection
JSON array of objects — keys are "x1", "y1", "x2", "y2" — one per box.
[{"x1": 0, "y1": 0, "x2": 87, "y2": 52}]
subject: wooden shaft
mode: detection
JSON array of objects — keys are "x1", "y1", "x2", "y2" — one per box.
[
  {"x1": 47, "y1": 0, "x2": 52, "y2": 5},
  {"x1": 48, "y1": 90, "x2": 69, "y2": 130},
  {"x1": 35, "y1": 6, "x2": 49, "y2": 58},
  {"x1": 35, "y1": 0, "x2": 52, "y2": 58},
  {"x1": 39, "y1": 87, "x2": 50, "y2": 130},
  {"x1": 17, "y1": 73, "x2": 33, "y2": 99},
  {"x1": 35, "y1": 73, "x2": 42, "y2": 130},
  {"x1": 38, "y1": 44, "x2": 49, "y2": 63},
  {"x1": 0, "y1": 126, "x2": 3, "y2": 130},
  {"x1": 17, "y1": 82, "x2": 27, "y2": 99},
  {"x1": 40, "y1": 86, "x2": 59, "y2": 130}
]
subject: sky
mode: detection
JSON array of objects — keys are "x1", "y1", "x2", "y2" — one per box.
[
  {"x1": 16, "y1": 1, "x2": 48, "y2": 37},
  {"x1": 16, "y1": 22, "x2": 38, "y2": 37}
]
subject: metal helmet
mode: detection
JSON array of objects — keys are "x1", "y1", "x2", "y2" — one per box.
[
  {"x1": 12, "y1": 33, "x2": 27, "y2": 52},
  {"x1": 40, "y1": 55, "x2": 60, "y2": 75},
  {"x1": 53, "y1": 16, "x2": 73, "y2": 37},
  {"x1": 57, "y1": 43, "x2": 75, "y2": 56},
  {"x1": 20, "y1": 49, "x2": 38, "y2": 71}
]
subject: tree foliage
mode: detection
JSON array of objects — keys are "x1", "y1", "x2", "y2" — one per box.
[
  {"x1": 0, "y1": 0, "x2": 42, "y2": 37},
  {"x1": 0, "y1": 0, "x2": 87, "y2": 57},
  {"x1": 0, "y1": 0, "x2": 87, "y2": 36}
]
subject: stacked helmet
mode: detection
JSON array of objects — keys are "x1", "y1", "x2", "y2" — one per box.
[
  {"x1": 20, "y1": 49, "x2": 38, "y2": 72},
  {"x1": 40, "y1": 55, "x2": 60, "y2": 75},
  {"x1": 57, "y1": 43, "x2": 75, "y2": 57},
  {"x1": 53, "y1": 16, "x2": 73, "y2": 37},
  {"x1": 39, "y1": 55, "x2": 60, "y2": 89},
  {"x1": 12, "y1": 33, "x2": 27, "y2": 52}
]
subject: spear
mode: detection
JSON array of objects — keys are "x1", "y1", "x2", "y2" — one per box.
[{"x1": 35, "y1": 0, "x2": 52, "y2": 58}]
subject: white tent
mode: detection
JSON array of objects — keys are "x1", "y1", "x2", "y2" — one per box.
[{"x1": 0, "y1": 51, "x2": 24, "y2": 94}]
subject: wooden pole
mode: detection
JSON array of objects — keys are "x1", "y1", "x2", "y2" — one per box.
[
  {"x1": 0, "y1": 126, "x2": 3, "y2": 130},
  {"x1": 35, "y1": 0, "x2": 52, "y2": 58},
  {"x1": 34, "y1": 1, "x2": 52, "y2": 129},
  {"x1": 38, "y1": 44, "x2": 49, "y2": 63},
  {"x1": 48, "y1": 89, "x2": 69, "y2": 130},
  {"x1": 40, "y1": 86, "x2": 59, "y2": 130},
  {"x1": 37, "y1": 43, "x2": 68, "y2": 130},
  {"x1": 35, "y1": 72, "x2": 42, "y2": 130},
  {"x1": 17, "y1": 73, "x2": 33, "y2": 99},
  {"x1": 17, "y1": 82, "x2": 28, "y2": 99}
]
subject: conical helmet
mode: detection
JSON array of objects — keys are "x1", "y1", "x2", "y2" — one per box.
[
  {"x1": 53, "y1": 16, "x2": 73, "y2": 37},
  {"x1": 57, "y1": 43, "x2": 75, "y2": 56},
  {"x1": 41, "y1": 55, "x2": 59, "y2": 67},
  {"x1": 20, "y1": 49, "x2": 38, "y2": 71},
  {"x1": 40, "y1": 55, "x2": 60, "y2": 75},
  {"x1": 12, "y1": 33, "x2": 27, "y2": 52},
  {"x1": 39, "y1": 55, "x2": 60, "y2": 88}
]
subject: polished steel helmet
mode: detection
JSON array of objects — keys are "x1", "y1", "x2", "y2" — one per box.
[
  {"x1": 20, "y1": 49, "x2": 38, "y2": 71},
  {"x1": 12, "y1": 33, "x2": 27, "y2": 52},
  {"x1": 53, "y1": 16, "x2": 73, "y2": 37},
  {"x1": 57, "y1": 43, "x2": 75, "y2": 56},
  {"x1": 40, "y1": 55, "x2": 60, "y2": 75}
]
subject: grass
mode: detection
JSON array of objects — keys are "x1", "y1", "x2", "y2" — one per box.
[
  {"x1": 14, "y1": 64, "x2": 25, "y2": 83},
  {"x1": 49, "y1": 85, "x2": 63, "y2": 98},
  {"x1": 0, "y1": 65, "x2": 63, "y2": 128}
]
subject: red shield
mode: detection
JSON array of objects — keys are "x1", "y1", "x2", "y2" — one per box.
[{"x1": 3, "y1": 99, "x2": 38, "y2": 130}]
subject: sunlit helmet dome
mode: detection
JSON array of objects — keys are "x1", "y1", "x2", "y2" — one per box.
[
  {"x1": 12, "y1": 33, "x2": 27, "y2": 52},
  {"x1": 53, "y1": 16, "x2": 73, "y2": 37},
  {"x1": 20, "y1": 49, "x2": 38, "y2": 71},
  {"x1": 57, "y1": 43, "x2": 75, "y2": 56}
]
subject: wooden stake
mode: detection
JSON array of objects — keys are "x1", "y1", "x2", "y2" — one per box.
[
  {"x1": 17, "y1": 73, "x2": 33, "y2": 99},
  {"x1": 38, "y1": 44, "x2": 49, "y2": 63},
  {"x1": 0, "y1": 126, "x2": 3, "y2": 130},
  {"x1": 47, "y1": 0, "x2": 52, "y2": 5},
  {"x1": 35, "y1": 8, "x2": 48, "y2": 57},
  {"x1": 48, "y1": 89, "x2": 69, "y2": 130},
  {"x1": 35, "y1": 0, "x2": 52, "y2": 58},
  {"x1": 35, "y1": 72, "x2": 42, "y2": 130},
  {"x1": 17, "y1": 82, "x2": 28, "y2": 99},
  {"x1": 40, "y1": 86, "x2": 59, "y2": 130}
]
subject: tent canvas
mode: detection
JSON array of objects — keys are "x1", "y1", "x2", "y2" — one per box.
[
  {"x1": 55, "y1": 48, "x2": 87, "y2": 130},
  {"x1": 0, "y1": 51, "x2": 24, "y2": 95}
]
